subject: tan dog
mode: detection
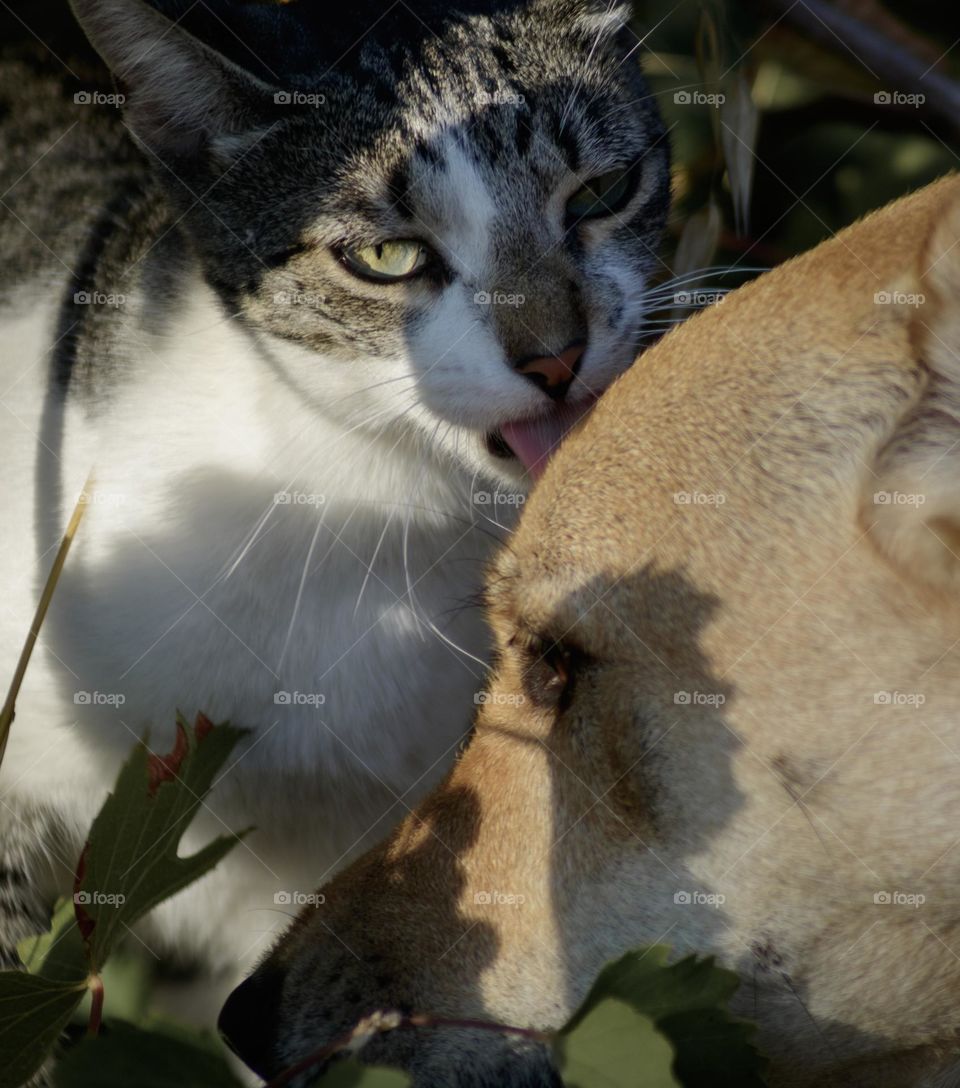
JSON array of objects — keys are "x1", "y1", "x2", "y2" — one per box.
[{"x1": 221, "y1": 174, "x2": 960, "y2": 1087}]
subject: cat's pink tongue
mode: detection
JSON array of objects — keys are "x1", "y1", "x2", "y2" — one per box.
[{"x1": 500, "y1": 397, "x2": 597, "y2": 480}]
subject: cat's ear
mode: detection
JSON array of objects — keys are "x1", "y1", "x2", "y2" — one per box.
[
  {"x1": 865, "y1": 186, "x2": 960, "y2": 588},
  {"x1": 553, "y1": 1, "x2": 634, "y2": 40},
  {"x1": 69, "y1": 0, "x2": 281, "y2": 161}
]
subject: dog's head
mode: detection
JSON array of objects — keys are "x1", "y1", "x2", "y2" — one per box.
[{"x1": 221, "y1": 175, "x2": 960, "y2": 1087}]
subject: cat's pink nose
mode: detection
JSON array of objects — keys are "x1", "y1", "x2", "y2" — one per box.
[{"x1": 514, "y1": 342, "x2": 585, "y2": 401}]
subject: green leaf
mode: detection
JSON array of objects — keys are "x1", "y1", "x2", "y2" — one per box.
[
  {"x1": 565, "y1": 947, "x2": 738, "y2": 1029},
  {"x1": 0, "y1": 716, "x2": 249, "y2": 1088},
  {"x1": 54, "y1": 1019, "x2": 244, "y2": 1088},
  {"x1": 17, "y1": 897, "x2": 87, "y2": 983},
  {"x1": 74, "y1": 713, "x2": 250, "y2": 971},
  {"x1": 661, "y1": 1008, "x2": 766, "y2": 1088},
  {"x1": 561, "y1": 948, "x2": 767, "y2": 1087},
  {"x1": 0, "y1": 972, "x2": 87, "y2": 1088},
  {"x1": 556, "y1": 997, "x2": 678, "y2": 1088},
  {"x1": 311, "y1": 1058, "x2": 412, "y2": 1087}
]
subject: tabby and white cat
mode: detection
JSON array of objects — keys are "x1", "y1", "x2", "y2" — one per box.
[{"x1": 0, "y1": 0, "x2": 669, "y2": 992}]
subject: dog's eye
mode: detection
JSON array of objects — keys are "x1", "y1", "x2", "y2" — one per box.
[{"x1": 522, "y1": 636, "x2": 582, "y2": 712}]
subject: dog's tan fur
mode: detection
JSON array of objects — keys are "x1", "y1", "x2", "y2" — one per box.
[{"x1": 235, "y1": 175, "x2": 960, "y2": 1087}]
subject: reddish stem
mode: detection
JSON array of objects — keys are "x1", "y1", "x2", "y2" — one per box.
[
  {"x1": 264, "y1": 1012, "x2": 552, "y2": 1087},
  {"x1": 87, "y1": 974, "x2": 104, "y2": 1037}
]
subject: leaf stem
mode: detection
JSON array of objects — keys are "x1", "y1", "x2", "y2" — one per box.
[
  {"x1": 265, "y1": 1011, "x2": 552, "y2": 1087},
  {"x1": 87, "y1": 973, "x2": 104, "y2": 1037}
]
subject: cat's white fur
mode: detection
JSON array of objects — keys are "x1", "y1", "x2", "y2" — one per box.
[
  {"x1": 0, "y1": 0, "x2": 662, "y2": 996},
  {"x1": 1, "y1": 256, "x2": 507, "y2": 974}
]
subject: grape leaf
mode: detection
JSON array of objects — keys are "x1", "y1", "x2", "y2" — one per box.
[
  {"x1": 560, "y1": 947, "x2": 767, "y2": 1087},
  {"x1": 0, "y1": 972, "x2": 87, "y2": 1088},
  {"x1": 310, "y1": 1058, "x2": 412, "y2": 1087},
  {"x1": 556, "y1": 996, "x2": 678, "y2": 1088},
  {"x1": 564, "y1": 946, "x2": 738, "y2": 1027},
  {"x1": 54, "y1": 1019, "x2": 243, "y2": 1088},
  {"x1": 660, "y1": 1007, "x2": 766, "y2": 1088},
  {"x1": 74, "y1": 713, "x2": 250, "y2": 971},
  {"x1": 0, "y1": 715, "x2": 248, "y2": 1088},
  {"x1": 17, "y1": 897, "x2": 86, "y2": 982},
  {"x1": 55, "y1": 1022, "x2": 412, "y2": 1088}
]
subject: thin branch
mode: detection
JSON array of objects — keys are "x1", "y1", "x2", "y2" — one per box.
[
  {"x1": 0, "y1": 471, "x2": 94, "y2": 769},
  {"x1": 758, "y1": 0, "x2": 960, "y2": 136},
  {"x1": 265, "y1": 1010, "x2": 552, "y2": 1087}
]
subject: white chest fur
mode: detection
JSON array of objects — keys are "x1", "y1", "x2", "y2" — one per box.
[{"x1": 0, "y1": 278, "x2": 504, "y2": 973}]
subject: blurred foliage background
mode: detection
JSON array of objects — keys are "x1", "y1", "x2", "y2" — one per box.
[{"x1": 637, "y1": 0, "x2": 960, "y2": 283}]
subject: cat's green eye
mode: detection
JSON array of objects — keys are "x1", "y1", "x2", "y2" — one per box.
[
  {"x1": 566, "y1": 167, "x2": 636, "y2": 224},
  {"x1": 340, "y1": 239, "x2": 430, "y2": 283}
]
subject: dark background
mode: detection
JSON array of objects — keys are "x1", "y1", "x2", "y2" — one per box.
[{"x1": 641, "y1": 0, "x2": 960, "y2": 278}]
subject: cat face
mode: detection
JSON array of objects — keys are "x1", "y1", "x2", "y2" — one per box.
[{"x1": 74, "y1": 0, "x2": 669, "y2": 485}]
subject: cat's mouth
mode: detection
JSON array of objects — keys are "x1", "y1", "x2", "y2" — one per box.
[{"x1": 484, "y1": 395, "x2": 598, "y2": 480}]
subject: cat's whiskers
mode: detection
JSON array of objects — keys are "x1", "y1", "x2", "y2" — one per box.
[
  {"x1": 277, "y1": 389, "x2": 427, "y2": 666},
  {"x1": 389, "y1": 415, "x2": 494, "y2": 665},
  {"x1": 558, "y1": 1, "x2": 615, "y2": 133},
  {"x1": 218, "y1": 384, "x2": 421, "y2": 585},
  {"x1": 276, "y1": 500, "x2": 329, "y2": 669},
  {"x1": 399, "y1": 420, "x2": 489, "y2": 673},
  {"x1": 351, "y1": 398, "x2": 439, "y2": 619},
  {"x1": 401, "y1": 499, "x2": 425, "y2": 644},
  {"x1": 604, "y1": 81, "x2": 719, "y2": 123},
  {"x1": 352, "y1": 511, "x2": 398, "y2": 620},
  {"x1": 570, "y1": 14, "x2": 673, "y2": 131},
  {"x1": 648, "y1": 265, "x2": 767, "y2": 291}
]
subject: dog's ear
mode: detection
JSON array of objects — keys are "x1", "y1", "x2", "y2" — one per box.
[
  {"x1": 69, "y1": 0, "x2": 282, "y2": 163},
  {"x1": 866, "y1": 188, "x2": 960, "y2": 587}
]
